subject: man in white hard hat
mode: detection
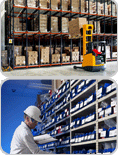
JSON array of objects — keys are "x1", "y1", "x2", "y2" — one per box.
[{"x1": 10, "y1": 106, "x2": 51, "y2": 154}]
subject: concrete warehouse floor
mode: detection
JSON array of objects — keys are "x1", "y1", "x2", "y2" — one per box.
[{"x1": 2, "y1": 61, "x2": 117, "y2": 77}]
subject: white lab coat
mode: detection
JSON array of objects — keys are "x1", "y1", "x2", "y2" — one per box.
[{"x1": 10, "y1": 121, "x2": 50, "y2": 154}]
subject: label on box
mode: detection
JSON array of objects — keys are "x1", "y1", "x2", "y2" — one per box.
[
  {"x1": 84, "y1": 100, "x2": 88, "y2": 106},
  {"x1": 81, "y1": 136, "x2": 84, "y2": 141},
  {"x1": 77, "y1": 88, "x2": 81, "y2": 93},
  {"x1": 72, "y1": 89, "x2": 75, "y2": 93},
  {"x1": 99, "y1": 110, "x2": 104, "y2": 117},
  {"x1": 88, "y1": 135, "x2": 91, "y2": 140},
  {"x1": 72, "y1": 93, "x2": 75, "y2": 97},
  {"x1": 91, "y1": 114, "x2": 95, "y2": 120},
  {"x1": 76, "y1": 104, "x2": 79, "y2": 109},
  {"x1": 97, "y1": 88, "x2": 102, "y2": 98},
  {"x1": 105, "y1": 107, "x2": 111, "y2": 115},
  {"x1": 80, "y1": 102, "x2": 83, "y2": 108},
  {"x1": 111, "y1": 100, "x2": 117, "y2": 107},
  {"x1": 91, "y1": 134, "x2": 95, "y2": 139},
  {"x1": 82, "y1": 119, "x2": 85, "y2": 125},
  {"x1": 109, "y1": 129, "x2": 117, "y2": 137},
  {"x1": 97, "y1": 93, "x2": 102, "y2": 99},
  {"x1": 78, "y1": 137, "x2": 81, "y2": 142},
  {"x1": 77, "y1": 120, "x2": 80, "y2": 125},
  {"x1": 84, "y1": 135, "x2": 88, "y2": 140},
  {"x1": 111, "y1": 83, "x2": 116, "y2": 90},
  {"x1": 106, "y1": 85, "x2": 112, "y2": 93},
  {"x1": 113, "y1": 106, "x2": 117, "y2": 113},
  {"x1": 100, "y1": 131, "x2": 106, "y2": 137},
  {"x1": 98, "y1": 108, "x2": 102, "y2": 113},
  {"x1": 86, "y1": 80, "x2": 91, "y2": 85},
  {"x1": 88, "y1": 95, "x2": 93, "y2": 102}
]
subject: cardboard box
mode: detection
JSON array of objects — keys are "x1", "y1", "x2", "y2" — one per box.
[
  {"x1": 62, "y1": 0, "x2": 68, "y2": 11},
  {"x1": 51, "y1": 0, "x2": 58, "y2": 10},
  {"x1": 1, "y1": 50, "x2": 8, "y2": 67},
  {"x1": 69, "y1": 18, "x2": 87, "y2": 38},
  {"x1": 52, "y1": 54, "x2": 60, "y2": 63},
  {"x1": 72, "y1": 52, "x2": 79, "y2": 61},
  {"x1": 72, "y1": 0, "x2": 79, "y2": 12},
  {"x1": 62, "y1": 55, "x2": 70, "y2": 62},
  {"x1": 36, "y1": 0, "x2": 47, "y2": 8},
  {"x1": 14, "y1": 0, "x2": 25, "y2": 6},
  {"x1": 51, "y1": 17, "x2": 58, "y2": 32},
  {"x1": 27, "y1": 0, "x2": 36, "y2": 7},
  {"x1": 62, "y1": 17, "x2": 69, "y2": 33},
  {"x1": 15, "y1": 56, "x2": 25, "y2": 66},
  {"x1": 41, "y1": 47, "x2": 50, "y2": 64},
  {"x1": 14, "y1": 46, "x2": 22, "y2": 57},
  {"x1": 11, "y1": 17, "x2": 26, "y2": 31}
]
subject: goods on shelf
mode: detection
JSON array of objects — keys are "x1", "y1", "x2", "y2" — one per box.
[
  {"x1": 51, "y1": 17, "x2": 58, "y2": 32},
  {"x1": 69, "y1": 18, "x2": 87, "y2": 39},
  {"x1": 11, "y1": 17, "x2": 26, "y2": 31},
  {"x1": 37, "y1": 0, "x2": 47, "y2": 8},
  {"x1": 62, "y1": 55, "x2": 70, "y2": 62},
  {"x1": 27, "y1": 51, "x2": 38, "y2": 65},
  {"x1": 1, "y1": 50, "x2": 8, "y2": 67},
  {"x1": 51, "y1": 0, "x2": 58, "y2": 10},
  {"x1": 27, "y1": 0, "x2": 36, "y2": 7},
  {"x1": 13, "y1": 0, "x2": 25, "y2": 6},
  {"x1": 62, "y1": 0, "x2": 69, "y2": 11},
  {"x1": 15, "y1": 56, "x2": 25, "y2": 66},
  {"x1": 14, "y1": 46, "x2": 22, "y2": 57},
  {"x1": 62, "y1": 17, "x2": 69, "y2": 33},
  {"x1": 71, "y1": 0, "x2": 79, "y2": 12},
  {"x1": 73, "y1": 149, "x2": 96, "y2": 154},
  {"x1": 52, "y1": 54, "x2": 60, "y2": 63},
  {"x1": 72, "y1": 51, "x2": 79, "y2": 61},
  {"x1": 41, "y1": 47, "x2": 49, "y2": 64}
]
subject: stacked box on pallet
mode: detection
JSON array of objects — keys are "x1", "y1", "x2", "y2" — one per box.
[
  {"x1": 14, "y1": 46, "x2": 22, "y2": 57},
  {"x1": 62, "y1": 17, "x2": 69, "y2": 33},
  {"x1": 51, "y1": 0, "x2": 58, "y2": 10},
  {"x1": 13, "y1": 0, "x2": 25, "y2": 6},
  {"x1": 28, "y1": 51, "x2": 38, "y2": 65},
  {"x1": 62, "y1": 55, "x2": 70, "y2": 62},
  {"x1": 27, "y1": 0, "x2": 36, "y2": 7},
  {"x1": 52, "y1": 54, "x2": 60, "y2": 63},
  {"x1": 15, "y1": 56, "x2": 25, "y2": 66},
  {"x1": 69, "y1": 18, "x2": 87, "y2": 39},
  {"x1": 51, "y1": 17, "x2": 58, "y2": 32},
  {"x1": 1, "y1": 51, "x2": 8, "y2": 67},
  {"x1": 72, "y1": 0, "x2": 79, "y2": 12},
  {"x1": 41, "y1": 47, "x2": 49, "y2": 64},
  {"x1": 72, "y1": 51, "x2": 79, "y2": 61},
  {"x1": 62, "y1": 0, "x2": 68, "y2": 11},
  {"x1": 36, "y1": 0, "x2": 47, "y2": 8}
]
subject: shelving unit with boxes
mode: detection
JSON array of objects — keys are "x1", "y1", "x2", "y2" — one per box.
[
  {"x1": 2, "y1": 0, "x2": 117, "y2": 69},
  {"x1": 34, "y1": 79, "x2": 117, "y2": 154}
]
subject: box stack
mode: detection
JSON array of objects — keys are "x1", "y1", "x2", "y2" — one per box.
[
  {"x1": 94, "y1": 21, "x2": 101, "y2": 34},
  {"x1": 105, "y1": 2, "x2": 108, "y2": 15},
  {"x1": 41, "y1": 47, "x2": 50, "y2": 64},
  {"x1": 1, "y1": 51, "x2": 8, "y2": 67},
  {"x1": 51, "y1": 17, "x2": 58, "y2": 32},
  {"x1": 37, "y1": 0, "x2": 47, "y2": 8},
  {"x1": 62, "y1": 0, "x2": 68, "y2": 11},
  {"x1": 69, "y1": 18, "x2": 87, "y2": 39},
  {"x1": 15, "y1": 56, "x2": 25, "y2": 66},
  {"x1": 14, "y1": 46, "x2": 22, "y2": 57},
  {"x1": 72, "y1": 48, "x2": 79, "y2": 61},
  {"x1": 85, "y1": 1, "x2": 92, "y2": 13},
  {"x1": 27, "y1": 0, "x2": 36, "y2": 7},
  {"x1": 40, "y1": 14, "x2": 47, "y2": 32},
  {"x1": 51, "y1": 0, "x2": 58, "y2": 10},
  {"x1": 11, "y1": 17, "x2": 26, "y2": 31},
  {"x1": 62, "y1": 17, "x2": 69, "y2": 33},
  {"x1": 28, "y1": 51, "x2": 38, "y2": 65},
  {"x1": 52, "y1": 54, "x2": 60, "y2": 63},
  {"x1": 14, "y1": 0, "x2": 25, "y2": 6},
  {"x1": 72, "y1": 0, "x2": 79, "y2": 12},
  {"x1": 62, "y1": 53, "x2": 70, "y2": 62}
]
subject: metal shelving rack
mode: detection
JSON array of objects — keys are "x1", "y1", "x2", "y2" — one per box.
[
  {"x1": 6, "y1": 0, "x2": 117, "y2": 70},
  {"x1": 38, "y1": 79, "x2": 117, "y2": 154}
]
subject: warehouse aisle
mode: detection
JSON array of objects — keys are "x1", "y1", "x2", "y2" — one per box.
[{"x1": 3, "y1": 61, "x2": 117, "y2": 76}]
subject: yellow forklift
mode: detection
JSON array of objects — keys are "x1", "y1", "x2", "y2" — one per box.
[{"x1": 74, "y1": 24, "x2": 106, "y2": 72}]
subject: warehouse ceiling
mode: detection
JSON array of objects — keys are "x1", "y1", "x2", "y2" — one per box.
[{"x1": 1, "y1": 80, "x2": 52, "y2": 98}]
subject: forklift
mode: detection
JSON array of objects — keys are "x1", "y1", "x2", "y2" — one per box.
[{"x1": 74, "y1": 24, "x2": 106, "y2": 72}]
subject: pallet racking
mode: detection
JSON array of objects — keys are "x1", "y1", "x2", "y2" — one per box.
[
  {"x1": 6, "y1": 0, "x2": 117, "y2": 69},
  {"x1": 36, "y1": 79, "x2": 117, "y2": 154}
]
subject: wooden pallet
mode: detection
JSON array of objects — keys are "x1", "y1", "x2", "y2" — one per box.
[{"x1": 41, "y1": 62, "x2": 49, "y2": 64}]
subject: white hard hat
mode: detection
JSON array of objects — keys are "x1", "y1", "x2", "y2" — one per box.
[{"x1": 24, "y1": 106, "x2": 42, "y2": 122}]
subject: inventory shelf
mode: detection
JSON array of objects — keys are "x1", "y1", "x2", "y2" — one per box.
[
  {"x1": 71, "y1": 140, "x2": 96, "y2": 146},
  {"x1": 98, "y1": 113, "x2": 117, "y2": 122},
  {"x1": 37, "y1": 80, "x2": 117, "y2": 153}
]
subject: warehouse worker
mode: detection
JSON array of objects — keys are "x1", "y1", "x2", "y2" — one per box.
[{"x1": 10, "y1": 106, "x2": 51, "y2": 154}]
